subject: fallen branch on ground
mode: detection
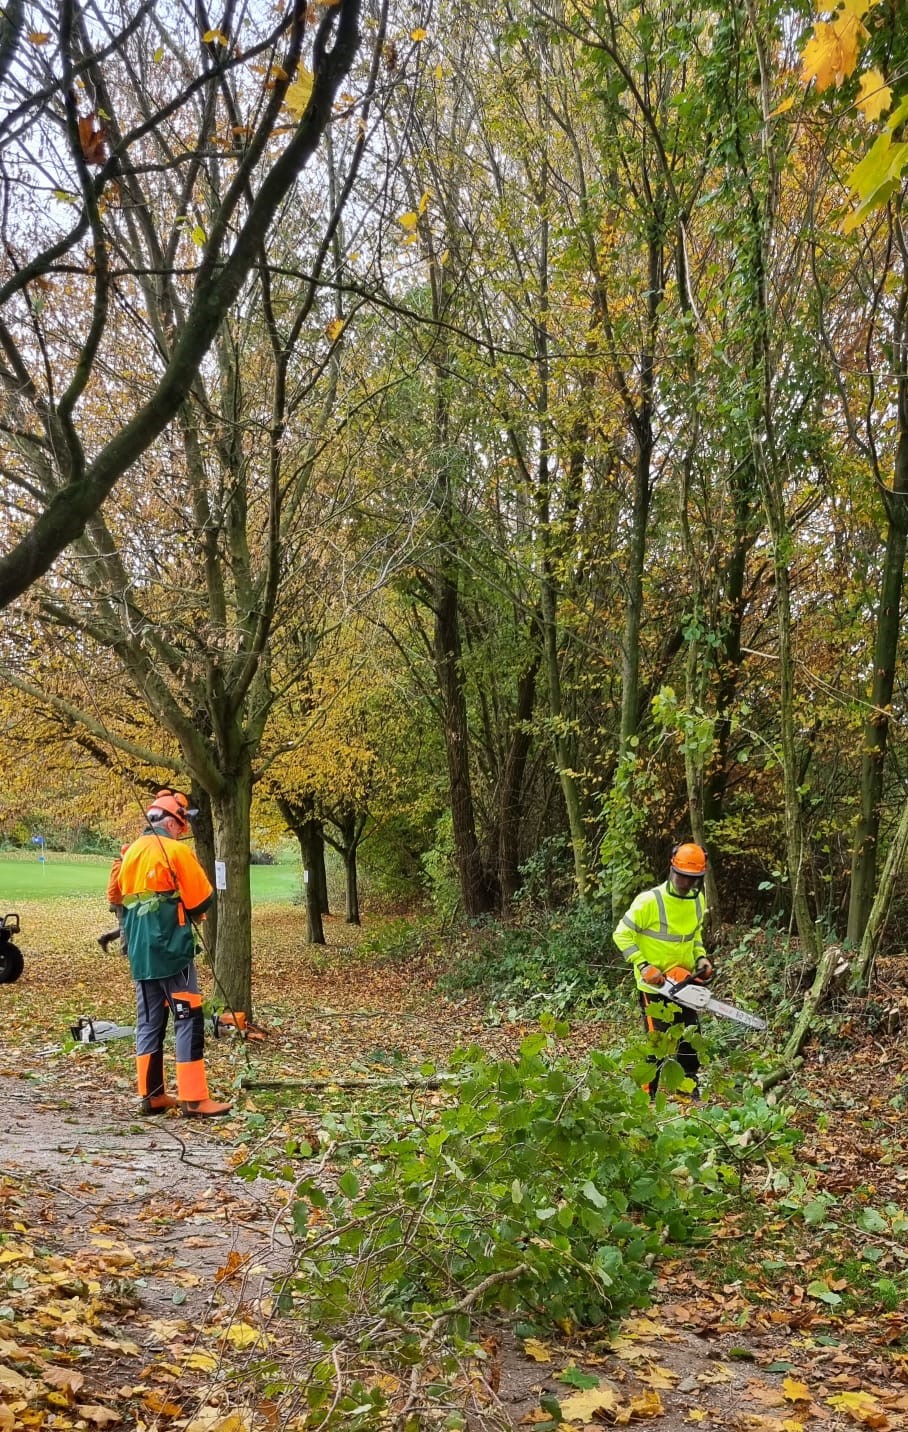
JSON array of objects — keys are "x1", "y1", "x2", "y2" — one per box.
[
  {"x1": 240, "y1": 1074, "x2": 459, "y2": 1092},
  {"x1": 756, "y1": 1056, "x2": 803, "y2": 1092}
]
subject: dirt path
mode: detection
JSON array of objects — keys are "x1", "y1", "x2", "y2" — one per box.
[{"x1": 0, "y1": 1061, "x2": 310, "y2": 1430}]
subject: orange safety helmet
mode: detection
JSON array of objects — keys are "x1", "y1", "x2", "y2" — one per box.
[
  {"x1": 146, "y1": 789, "x2": 197, "y2": 832},
  {"x1": 670, "y1": 841, "x2": 708, "y2": 876}
]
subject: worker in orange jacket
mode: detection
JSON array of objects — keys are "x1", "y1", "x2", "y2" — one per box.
[
  {"x1": 613, "y1": 842, "x2": 713, "y2": 1099},
  {"x1": 118, "y1": 791, "x2": 231, "y2": 1119}
]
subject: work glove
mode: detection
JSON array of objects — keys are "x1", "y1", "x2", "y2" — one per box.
[
  {"x1": 642, "y1": 964, "x2": 665, "y2": 987},
  {"x1": 695, "y1": 957, "x2": 714, "y2": 984}
]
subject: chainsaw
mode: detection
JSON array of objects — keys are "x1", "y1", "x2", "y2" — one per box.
[
  {"x1": 640, "y1": 965, "x2": 767, "y2": 1031},
  {"x1": 70, "y1": 1015, "x2": 135, "y2": 1043}
]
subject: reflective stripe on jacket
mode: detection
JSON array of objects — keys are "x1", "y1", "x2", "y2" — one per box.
[{"x1": 613, "y1": 880, "x2": 707, "y2": 991}]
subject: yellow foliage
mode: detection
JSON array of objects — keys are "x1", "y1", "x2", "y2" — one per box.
[
  {"x1": 856, "y1": 69, "x2": 892, "y2": 121},
  {"x1": 782, "y1": 1375, "x2": 811, "y2": 1402},
  {"x1": 558, "y1": 1382, "x2": 620, "y2": 1423},
  {"x1": 827, "y1": 1389, "x2": 889, "y2": 1428},
  {"x1": 522, "y1": 1337, "x2": 552, "y2": 1362},
  {"x1": 221, "y1": 1321, "x2": 267, "y2": 1349},
  {"x1": 283, "y1": 69, "x2": 314, "y2": 117},
  {"x1": 801, "y1": 8, "x2": 866, "y2": 91}
]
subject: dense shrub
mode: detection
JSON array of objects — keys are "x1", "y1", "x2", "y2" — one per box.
[{"x1": 440, "y1": 899, "x2": 619, "y2": 1015}]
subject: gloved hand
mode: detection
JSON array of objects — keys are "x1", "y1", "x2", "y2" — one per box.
[
  {"x1": 695, "y1": 957, "x2": 714, "y2": 983},
  {"x1": 642, "y1": 964, "x2": 665, "y2": 987}
]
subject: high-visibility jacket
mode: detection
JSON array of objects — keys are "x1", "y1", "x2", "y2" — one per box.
[
  {"x1": 613, "y1": 880, "x2": 707, "y2": 991},
  {"x1": 118, "y1": 826, "x2": 213, "y2": 983}
]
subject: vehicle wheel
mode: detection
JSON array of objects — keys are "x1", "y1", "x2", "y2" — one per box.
[{"x1": 0, "y1": 942, "x2": 23, "y2": 984}]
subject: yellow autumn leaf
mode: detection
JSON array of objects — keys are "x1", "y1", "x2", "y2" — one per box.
[
  {"x1": 617, "y1": 1314, "x2": 673, "y2": 1338},
  {"x1": 370, "y1": 1373, "x2": 401, "y2": 1395},
  {"x1": 203, "y1": 29, "x2": 228, "y2": 45},
  {"x1": 558, "y1": 1383, "x2": 620, "y2": 1424},
  {"x1": 325, "y1": 317, "x2": 345, "y2": 341},
  {"x1": 697, "y1": 1364, "x2": 735, "y2": 1384},
  {"x1": 522, "y1": 1337, "x2": 552, "y2": 1363},
  {"x1": 191, "y1": 225, "x2": 206, "y2": 247},
  {"x1": 184, "y1": 1414, "x2": 252, "y2": 1432},
  {"x1": 284, "y1": 69, "x2": 314, "y2": 117},
  {"x1": 801, "y1": 8, "x2": 866, "y2": 91},
  {"x1": 846, "y1": 131, "x2": 908, "y2": 211},
  {"x1": 770, "y1": 95, "x2": 796, "y2": 116},
  {"x1": 28, "y1": 31, "x2": 50, "y2": 43},
  {"x1": 783, "y1": 1376, "x2": 811, "y2": 1402},
  {"x1": 783, "y1": 1421, "x2": 805, "y2": 1432},
  {"x1": 398, "y1": 210, "x2": 419, "y2": 231},
  {"x1": 0, "y1": 1243, "x2": 32, "y2": 1264},
  {"x1": 76, "y1": 1408, "x2": 120, "y2": 1429},
  {"x1": 829, "y1": 8, "x2": 865, "y2": 74},
  {"x1": 686, "y1": 1414, "x2": 708, "y2": 1425},
  {"x1": 801, "y1": 24, "x2": 842, "y2": 90},
  {"x1": 625, "y1": 1388, "x2": 665, "y2": 1420},
  {"x1": 0, "y1": 1365, "x2": 32, "y2": 1393},
  {"x1": 411, "y1": 28, "x2": 428, "y2": 41},
  {"x1": 639, "y1": 1364, "x2": 677, "y2": 1389},
  {"x1": 182, "y1": 1351, "x2": 219, "y2": 1372},
  {"x1": 827, "y1": 1389, "x2": 888, "y2": 1427},
  {"x1": 221, "y1": 1321, "x2": 267, "y2": 1349},
  {"x1": 856, "y1": 69, "x2": 892, "y2": 121}
]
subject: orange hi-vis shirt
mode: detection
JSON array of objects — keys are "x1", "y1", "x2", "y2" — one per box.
[{"x1": 118, "y1": 828, "x2": 213, "y2": 982}]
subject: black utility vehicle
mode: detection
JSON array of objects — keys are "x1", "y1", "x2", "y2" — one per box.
[{"x1": 0, "y1": 914, "x2": 23, "y2": 983}]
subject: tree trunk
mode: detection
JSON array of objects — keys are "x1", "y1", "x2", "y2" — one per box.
[
  {"x1": 846, "y1": 409, "x2": 908, "y2": 945},
  {"x1": 851, "y1": 796, "x2": 908, "y2": 991},
  {"x1": 325, "y1": 809, "x2": 365, "y2": 924},
  {"x1": 498, "y1": 653, "x2": 539, "y2": 917},
  {"x1": 189, "y1": 784, "x2": 218, "y2": 955},
  {"x1": 210, "y1": 757, "x2": 253, "y2": 1019},
  {"x1": 313, "y1": 828, "x2": 330, "y2": 916},
  {"x1": 703, "y1": 469, "x2": 759, "y2": 828},
  {"x1": 774, "y1": 548, "x2": 826, "y2": 1059},
  {"x1": 300, "y1": 818, "x2": 327, "y2": 945},
  {"x1": 344, "y1": 846, "x2": 360, "y2": 925},
  {"x1": 682, "y1": 639, "x2": 720, "y2": 921},
  {"x1": 276, "y1": 796, "x2": 327, "y2": 945},
  {"x1": 534, "y1": 144, "x2": 587, "y2": 899},
  {"x1": 784, "y1": 940, "x2": 842, "y2": 1061},
  {"x1": 435, "y1": 572, "x2": 495, "y2": 917}
]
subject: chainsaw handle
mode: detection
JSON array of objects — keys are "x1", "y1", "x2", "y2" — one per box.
[{"x1": 665, "y1": 970, "x2": 698, "y2": 996}]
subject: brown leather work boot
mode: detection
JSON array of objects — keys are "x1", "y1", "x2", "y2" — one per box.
[
  {"x1": 181, "y1": 1098, "x2": 232, "y2": 1118},
  {"x1": 140, "y1": 1094, "x2": 179, "y2": 1115}
]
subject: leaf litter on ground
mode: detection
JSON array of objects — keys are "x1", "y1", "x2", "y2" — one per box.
[{"x1": 3, "y1": 902, "x2": 908, "y2": 1428}]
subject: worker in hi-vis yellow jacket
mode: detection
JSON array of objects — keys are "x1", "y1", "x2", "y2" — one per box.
[{"x1": 613, "y1": 842, "x2": 713, "y2": 1100}]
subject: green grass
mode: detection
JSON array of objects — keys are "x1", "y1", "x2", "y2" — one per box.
[{"x1": 0, "y1": 853, "x2": 303, "y2": 905}]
